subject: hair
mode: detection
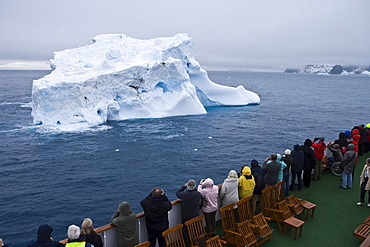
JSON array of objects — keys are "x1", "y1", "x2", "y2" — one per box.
[
  {"x1": 152, "y1": 187, "x2": 162, "y2": 197},
  {"x1": 271, "y1": 153, "x2": 277, "y2": 161},
  {"x1": 67, "y1": 225, "x2": 80, "y2": 240},
  {"x1": 81, "y1": 218, "x2": 93, "y2": 236},
  {"x1": 187, "y1": 180, "x2": 196, "y2": 190},
  {"x1": 367, "y1": 158, "x2": 370, "y2": 164},
  {"x1": 228, "y1": 170, "x2": 238, "y2": 179}
]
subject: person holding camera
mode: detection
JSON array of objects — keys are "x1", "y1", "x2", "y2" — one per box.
[{"x1": 198, "y1": 178, "x2": 218, "y2": 235}]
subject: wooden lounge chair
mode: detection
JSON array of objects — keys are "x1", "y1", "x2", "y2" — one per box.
[
  {"x1": 134, "y1": 241, "x2": 150, "y2": 247},
  {"x1": 185, "y1": 215, "x2": 215, "y2": 247},
  {"x1": 236, "y1": 196, "x2": 253, "y2": 223},
  {"x1": 205, "y1": 235, "x2": 224, "y2": 247},
  {"x1": 285, "y1": 194, "x2": 304, "y2": 218},
  {"x1": 250, "y1": 212, "x2": 273, "y2": 244},
  {"x1": 354, "y1": 223, "x2": 370, "y2": 240},
  {"x1": 222, "y1": 220, "x2": 258, "y2": 247},
  {"x1": 162, "y1": 223, "x2": 187, "y2": 247}
]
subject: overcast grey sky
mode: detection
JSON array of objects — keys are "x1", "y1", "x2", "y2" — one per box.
[{"x1": 1, "y1": 0, "x2": 369, "y2": 71}]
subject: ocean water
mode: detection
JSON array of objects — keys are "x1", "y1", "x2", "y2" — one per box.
[{"x1": 0, "y1": 70, "x2": 369, "y2": 246}]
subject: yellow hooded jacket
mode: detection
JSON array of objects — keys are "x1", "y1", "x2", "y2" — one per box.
[{"x1": 238, "y1": 166, "x2": 256, "y2": 199}]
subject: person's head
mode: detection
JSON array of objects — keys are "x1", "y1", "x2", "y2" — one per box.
[
  {"x1": 81, "y1": 218, "x2": 94, "y2": 236},
  {"x1": 304, "y1": 139, "x2": 312, "y2": 146},
  {"x1": 319, "y1": 137, "x2": 325, "y2": 143},
  {"x1": 228, "y1": 170, "x2": 238, "y2": 179},
  {"x1": 187, "y1": 180, "x2": 196, "y2": 190},
  {"x1": 242, "y1": 166, "x2": 252, "y2": 176},
  {"x1": 270, "y1": 153, "x2": 277, "y2": 161},
  {"x1": 118, "y1": 202, "x2": 132, "y2": 216},
  {"x1": 36, "y1": 224, "x2": 53, "y2": 242},
  {"x1": 276, "y1": 154, "x2": 282, "y2": 161},
  {"x1": 367, "y1": 158, "x2": 370, "y2": 165},
  {"x1": 152, "y1": 187, "x2": 162, "y2": 197},
  {"x1": 67, "y1": 225, "x2": 80, "y2": 240},
  {"x1": 0, "y1": 238, "x2": 4, "y2": 247},
  {"x1": 333, "y1": 144, "x2": 340, "y2": 149},
  {"x1": 250, "y1": 159, "x2": 259, "y2": 168},
  {"x1": 347, "y1": 144, "x2": 355, "y2": 151},
  {"x1": 284, "y1": 149, "x2": 291, "y2": 156}
]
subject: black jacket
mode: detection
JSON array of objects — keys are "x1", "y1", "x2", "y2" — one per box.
[
  {"x1": 140, "y1": 193, "x2": 172, "y2": 232},
  {"x1": 300, "y1": 139, "x2": 317, "y2": 171},
  {"x1": 291, "y1": 144, "x2": 304, "y2": 172},
  {"x1": 27, "y1": 224, "x2": 64, "y2": 247},
  {"x1": 176, "y1": 186, "x2": 202, "y2": 221}
]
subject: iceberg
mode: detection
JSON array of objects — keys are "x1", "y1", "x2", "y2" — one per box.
[{"x1": 31, "y1": 33, "x2": 260, "y2": 128}]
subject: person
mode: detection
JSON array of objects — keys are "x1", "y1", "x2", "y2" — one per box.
[
  {"x1": 312, "y1": 137, "x2": 326, "y2": 180},
  {"x1": 238, "y1": 166, "x2": 256, "y2": 199},
  {"x1": 357, "y1": 158, "x2": 370, "y2": 206},
  {"x1": 176, "y1": 180, "x2": 202, "y2": 245},
  {"x1": 0, "y1": 238, "x2": 9, "y2": 247},
  {"x1": 281, "y1": 149, "x2": 293, "y2": 197},
  {"x1": 339, "y1": 144, "x2": 357, "y2": 189},
  {"x1": 110, "y1": 202, "x2": 139, "y2": 247},
  {"x1": 81, "y1": 218, "x2": 103, "y2": 247},
  {"x1": 290, "y1": 144, "x2": 304, "y2": 191},
  {"x1": 276, "y1": 154, "x2": 287, "y2": 182},
  {"x1": 300, "y1": 139, "x2": 316, "y2": 188},
  {"x1": 359, "y1": 125, "x2": 367, "y2": 156},
  {"x1": 198, "y1": 178, "x2": 218, "y2": 235},
  {"x1": 327, "y1": 142, "x2": 343, "y2": 163},
  {"x1": 262, "y1": 153, "x2": 281, "y2": 187},
  {"x1": 66, "y1": 225, "x2": 93, "y2": 247},
  {"x1": 334, "y1": 132, "x2": 349, "y2": 154},
  {"x1": 219, "y1": 171, "x2": 239, "y2": 207},
  {"x1": 27, "y1": 224, "x2": 64, "y2": 247},
  {"x1": 250, "y1": 159, "x2": 265, "y2": 214},
  {"x1": 140, "y1": 187, "x2": 172, "y2": 247}
]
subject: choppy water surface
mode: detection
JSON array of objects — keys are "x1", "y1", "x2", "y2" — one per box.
[{"x1": 0, "y1": 70, "x2": 369, "y2": 246}]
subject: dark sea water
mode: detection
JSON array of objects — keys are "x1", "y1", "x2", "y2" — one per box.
[{"x1": 0, "y1": 70, "x2": 369, "y2": 246}]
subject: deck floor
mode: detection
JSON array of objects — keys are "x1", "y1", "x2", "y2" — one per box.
[{"x1": 215, "y1": 152, "x2": 370, "y2": 247}]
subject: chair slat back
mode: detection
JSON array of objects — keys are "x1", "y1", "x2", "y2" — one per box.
[
  {"x1": 162, "y1": 224, "x2": 186, "y2": 247},
  {"x1": 219, "y1": 202, "x2": 237, "y2": 231},
  {"x1": 236, "y1": 197, "x2": 253, "y2": 222},
  {"x1": 276, "y1": 200, "x2": 293, "y2": 219},
  {"x1": 205, "y1": 235, "x2": 223, "y2": 247},
  {"x1": 252, "y1": 213, "x2": 273, "y2": 238},
  {"x1": 261, "y1": 185, "x2": 274, "y2": 210},
  {"x1": 274, "y1": 180, "x2": 284, "y2": 203},
  {"x1": 185, "y1": 215, "x2": 207, "y2": 247},
  {"x1": 237, "y1": 220, "x2": 258, "y2": 247}
]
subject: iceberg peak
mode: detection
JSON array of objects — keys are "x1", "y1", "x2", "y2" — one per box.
[{"x1": 31, "y1": 33, "x2": 260, "y2": 128}]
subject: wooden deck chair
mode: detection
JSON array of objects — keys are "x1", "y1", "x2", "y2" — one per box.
[
  {"x1": 236, "y1": 196, "x2": 253, "y2": 223},
  {"x1": 286, "y1": 194, "x2": 304, "y2": 218},
  {"x1": 274, "y1": 181, "x2": 284, "y2": 204},
  {"x1": 134, "y1": 242, "x2": 150, "y2": 247},
  {"x1": 185, "y1": 215, "x2": 214, "y2": 247},
  {"x1": 219, "y1": 202, "x2": 237, "y2": 231},
  {"x1": 162, "y1": 224, "x2": 186, "y2": 247},
  {"x1": 250, "y1": 212, "x2": 273, "y2": 244},
  {"x1": 205, "y1": 235, "x2": 224, "y2": 247},
  {"x1": 264, "y1": 200, "x2": 295, "y2": 232},
  {"x1": 222, "y1": 220, "x2": 258, "y2": 247},
  {"x1": 261, "y1": 185, "x2": 275, "y2": 217},
  {"x1": 286, "y1": 194, "x2": 316, "y2": 220}
]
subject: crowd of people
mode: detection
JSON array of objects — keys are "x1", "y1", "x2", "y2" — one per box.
[{"x1": 2, "y1": 124, "x2": 369, "y2": 247}]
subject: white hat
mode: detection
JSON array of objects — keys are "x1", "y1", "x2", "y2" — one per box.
[{"x1": 284, "y1": 149, "x2": 291, "y2": 155}]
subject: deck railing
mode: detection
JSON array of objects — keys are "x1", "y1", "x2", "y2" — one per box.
[{"x1": 61, "y1": 185, "x2": 223, "y2": 246}]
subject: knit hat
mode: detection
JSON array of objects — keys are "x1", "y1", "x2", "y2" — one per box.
[
  {"x1": 250, "y1": 159, "x2": 259, "y2": 168},
  {"x1": 319, "y1": 137, "x2": 325, "y2": 142},
  {"x1": 284, "y1": 149, "x2": 291, "y2": 155}
]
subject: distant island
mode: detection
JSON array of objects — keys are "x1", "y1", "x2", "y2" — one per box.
[{"x1": 285, "y1": 64, "x2": 370, "y2": 75}]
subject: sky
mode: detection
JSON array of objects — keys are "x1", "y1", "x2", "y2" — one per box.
[{"x1": 1, "y1": 0, "x2": 369, "y2": 72}]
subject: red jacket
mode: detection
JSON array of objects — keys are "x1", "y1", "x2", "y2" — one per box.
[{"x1": 312, "y1": 142, "x2": 326, "y2": 159}]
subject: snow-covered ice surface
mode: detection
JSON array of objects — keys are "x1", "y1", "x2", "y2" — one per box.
[{"x1": 31, "y1": 33, "x2": 260, "y2": 129}]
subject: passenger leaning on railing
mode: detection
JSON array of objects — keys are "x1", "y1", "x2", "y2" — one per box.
[{"x1": 198, "y1": 178, "x2": 218, "y2": 236}]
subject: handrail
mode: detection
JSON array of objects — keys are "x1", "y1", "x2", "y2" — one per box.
[{"x1": 60, "y1": 184, "x2": 223, "y2": 245}]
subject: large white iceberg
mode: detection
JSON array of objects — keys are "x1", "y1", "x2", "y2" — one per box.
[{"x1": 31, "y1": 33, "x2": 260, "y2": 128}]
